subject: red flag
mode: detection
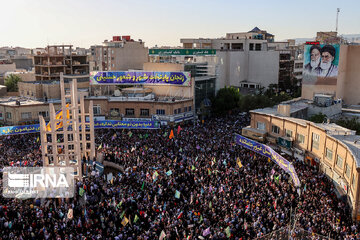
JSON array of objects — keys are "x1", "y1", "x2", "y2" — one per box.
[
  {"x1": 169, "y1": 130, "x2": 174, "y2": 139},
  {"x1": 177, "y1": 212, "x2": 183, "y2": 219},
  {"x1": 177, "y1": 125, "x2": 182, "y2": 135}
]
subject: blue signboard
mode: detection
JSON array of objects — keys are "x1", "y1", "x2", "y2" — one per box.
[
  {"x1": 234, "y1": 133, "x2": 301, "y2": 187},
  {"x1": 0, "y1": 120, "x2": 160, "y2": 136}
]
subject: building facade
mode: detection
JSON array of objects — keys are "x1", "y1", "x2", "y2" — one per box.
[
  {"x1": 90, "y1": 36, "x2": 148, "y2": 71},
  {"x1": 34, "y1": 45, "x2": 89, "y2": 82},
  {"x1": 245, "y1": 109, "x2": 360, "y2": 219}
]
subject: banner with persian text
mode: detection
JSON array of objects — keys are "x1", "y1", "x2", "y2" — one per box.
[
  {"x1": 234, "y1": 133, "x2": 301, "y2": 187},
  {"x1": 90, "y1": 71, "x2": 191, "y2": 86},
  {"x1": 0, "y1": 120, "x2": 160, "y2": 136},
  {"x1": 149, "y1": 49, "x2": 216, "y2": 56}
]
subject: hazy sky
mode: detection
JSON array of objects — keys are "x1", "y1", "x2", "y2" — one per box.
[{"x1": 1, "y1": 0, "x2": 359, "y2": 49}]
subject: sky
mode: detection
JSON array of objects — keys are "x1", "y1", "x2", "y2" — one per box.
[{"x1": 1, "y1": 0, "x2": 360, "y2": 49}]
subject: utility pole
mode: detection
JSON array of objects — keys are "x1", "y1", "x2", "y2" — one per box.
[{"x1": 336, "y1": 8, "x2": 340, "y2": 33}]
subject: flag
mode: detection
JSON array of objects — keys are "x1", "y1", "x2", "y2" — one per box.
[
  {"x1": 153, "y1": 171, "x2": 159, "y2": 181},
  {"x1": 67, "y1": 208, "x2": 73, "y2": 219},
  {"x1": 191, "y1": 165, "x2": 196, "y2": 171},
  {"x1": 303, "y1": 184, "x2": 307, "y2": 192},
  {"x1": 120, "y1": 211, "x2": 125, "y2": 219},
  {"x1": 36, "y1": 137, "x2": 39, "y2": 142},
  {"x1": 169, "y1": 130, "x2": 174, "y2": 139},
  {"x1": 175, "y1": 190, "x2": 181, "y2": 199},
  {"x1": 98, "y1": 144, "x2": 102, "y2": 150},
  {"x1": 121, "y1": 217, "x2": 129, "y2": 226},
  {"x1": 274, "y1": 199, "x2": 277, "y2": 210},
  {"x1": 177, "y1": 211, "x2": 183, "y2": 219},
  {"x1": 166, "y1": 170, "x2": 172, "y2": 176},
  {"x1": 144, "y1": 133, "x2": 149, "y2": 139},
  {"x1": 199, "y1": 214, "x2": 203, "y2": 223},
  {"x1": 159, "y1": 230, "x2": 166, "y2": 240},
  {"x1": 134, "y1": 214, "x2": 139, "y2": 223},
  {"x1": 46, "y1": 104, "x2": 70, "y2": 131},
  {"x1": 79, "y1": 187, "x2": 85, "y2": 197},
  {"x1": 111, "y1": 133, "x2": 116, "y2": 141},
  {"x1": 274, "y1": 175, "x2": 280, "y2": 185},
  {"x1": 139, "y1": 134, "x2": 143, "y2": 139},
  {"x1": 268, "y1": 158, "x2": 271, "y2": 163},
  {"x1": 177, "y1": 125, "x2": 182, "y2": 135},
  {"x1": 237, "y1": 157, "x2": 243, "y2": 168},
  {"x1": 163, "y1": 131, "x2": 168, "y2": 137},
  {"x1": 209, "y1": 201, "x2": 212, "y2": 208},
  {"x1": 203, "y1": 227, "x2": 211, "y2": 236},
  {"x1": 225, "y1": 226, "x2": 231, "y2": 238},
  {"x1": 128, "y1": 131, "x2": 133, "y2": 137},
  {"x1": 141, "y1": 181, "x2": 145, "y2": 191},
  {"x1": 208, "y1": 169, "x2": 211, "y2": 175}
]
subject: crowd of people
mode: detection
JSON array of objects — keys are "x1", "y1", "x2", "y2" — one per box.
[{"x1": 0, "y1": 113, "x2": 359, "y2": 239}]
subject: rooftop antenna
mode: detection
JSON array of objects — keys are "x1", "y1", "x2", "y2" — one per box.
[{"x1": 336, "y1": 8, "x2": 340, "y2": 33}]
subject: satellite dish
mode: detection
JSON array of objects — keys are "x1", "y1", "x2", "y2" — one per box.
[{"x1": 114, "y1": 90, "x2": 121, "y2": 97}]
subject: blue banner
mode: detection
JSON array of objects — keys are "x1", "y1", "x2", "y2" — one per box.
[
  {"x1": 94, "y1": 120, "x2": 160, "y2": 129},
  {"x1": 90, "y1": 71, "x2": 191, "y2": 86},
  {"x1": 0, "y1": 124, "x2": 40, "y2": 136},
  {"x1": 234, "y1": 134, "x2": 301, "y2": 187},
  {"x1": 0, "y1": 120, "x2": 160, "y2": 136}
]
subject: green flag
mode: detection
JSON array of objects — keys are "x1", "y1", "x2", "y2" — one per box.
[
  {"x1": 191, "y1": 165, "x2": 196, "y2": 171},
  {"x1": 134, "y1": 214, "x2": 139, "y2": 223},
  {"x1": 120, "y1": 211, "x2": 125, "y2": 219},
  {"x1": 175, "y1": 190, "x2": 181, "y2": 199},
  {"x1": 141, "y1": 181, "x2": 145, "y2": 191},
  {"x1": 79, "y1": 187, "x2": 85, "y2": 197},
  {"x1": 139, "y1": 134, "x2": 143, "y2": 139},
  {"x1": 128, "y1": 131, "x2": 133, "y2": 137},
  {"x1": 199, "y1": 214, "x2": 203, "y2": 223},
  {"x1": 144, "y1": 133, "x2": 149, "y2": 139},
  {"x1": 209, "y1": 201, "x2": 212, "y2": 208},
  {"x1": 225, "y1": 226, "x2": 231, "y2": 238}
]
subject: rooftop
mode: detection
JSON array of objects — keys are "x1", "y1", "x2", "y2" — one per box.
[{"x1": 332, "y1": 134, "x2": 360, "y2": 167}]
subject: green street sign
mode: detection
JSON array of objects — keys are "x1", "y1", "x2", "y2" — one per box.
[{"x1": 149, "y1": 49, "x2": 216, "y2": 56}]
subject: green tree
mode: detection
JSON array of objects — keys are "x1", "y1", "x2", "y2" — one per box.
[
  {"x1": 4, "y1": 74, "x2": 22, "y2": 92},
  {"x1": 309, "y1": 113, "x2": 327, "y2": 123},
  {"x1": 336, "y1": 118, "x2": 360, "y2": 135},
  {"x1": 212, "y1": 86, "x2": 240, "y2": 114}
]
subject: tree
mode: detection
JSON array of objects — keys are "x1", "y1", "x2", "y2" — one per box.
[
  {"x1": 336, "y1": 118, "x2": 360, "y2": 135},
  {"x1": 4, "y1": 74, "x2": 22, "y2": 92},
  {"x1": 309, "y1": 113, "x2": 327, "y2": 123},
  {"x1": 212, "y1": 86, "x2": 240, "y2": 114}
]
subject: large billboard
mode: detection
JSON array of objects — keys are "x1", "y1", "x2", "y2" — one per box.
[
  {"x1": 90, "y1": 71, "x2": 191, "y2": 86},
  {"x1": 303, "y1": 43, "x2": 340, "y2": 85}
]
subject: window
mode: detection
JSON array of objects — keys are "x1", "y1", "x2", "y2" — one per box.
[
  {"x1": 6, "y1": 112, "x2": 12, "y2": 119},
  {"x1": 325, "y1": 148, "x2": 333, "y2": 160},
  {"x1": 125, "y1": 108, "x2": 135, "y2": 116},
  {"x1": 296, "y1": 134, "x2": 305, "y2": 144},
  {"x1": 0, "y1": 112, "x2": 2, "y2": 119},
  {"x1": 352, "y1": 175, "x2": 356, "y2": 190},
  {"x1": 336, "y1": 155, "x2": 343, "y2": 169},
  {"x1": 21, "y1": 112, "x2": 32, "y2": 119},
  {"x1": 272, "y1": 125, "x2": 280, "y2": 134},
  {"x1": 156, "y1": 109, "x2": 165, "y2": 115},
  {"x1": 188, "y1": 106, "x2": 192, "y2": 112},
  {"x1": 345, "y1": 164, "x2": 351, "y2": 178},
  {"x1": 312, "y1": 133, "x2": 320, "y2": 150},
  {"x1": 174, "y1": 109, "x2": 177, "y2": 114},
  {"x1": 257, "y1": 122, "x2": 265, "y2": 130},
  {"x1": 39, "y1": 111, "x2": 49, "y2": 118},
  {"x1": 140, "y1": 109, "x2": 149, "y2": 116},
  {"x1": 110, "y1": 108, "x2": 120, "y2": 117},
  {"x1": 93, "y1": 105, "x2": 101, "y2": 115},
  {"x1": 178, "y1": 108, "x2": 181, "y2": 114},
  {"x1": 255, "y1": 43, "x2": 261, "y2": 51},
  {"x1": 285, "y1": 129, "x2": 293, "y2": 138},
  {"x1": 184, "y1": 107, "x2": 188, "y2": 112},
  {"x1": 249, "y1": 43, "x2": 254, "y2": 51}
]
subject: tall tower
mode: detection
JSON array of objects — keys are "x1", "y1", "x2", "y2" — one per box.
[{"x1": 39, "y1": 73, "x2": 95, "y2": 179}]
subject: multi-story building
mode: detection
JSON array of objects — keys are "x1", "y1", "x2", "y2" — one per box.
[
  {"x1": 90, "y1": 36, "x2": 148, "y2": 71},
  {"x1": 243, "y1": 105, "x2": 360, "y2": 219},
  {"x1": 34, "y1": 45, "x2": 89, "y2": 82},
  {"x1": 148, "y1": 49, "x2": 216, "y2": 112},
  {"x1": 180, "y1": 27, "x2": 295, "y2": 92}
]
